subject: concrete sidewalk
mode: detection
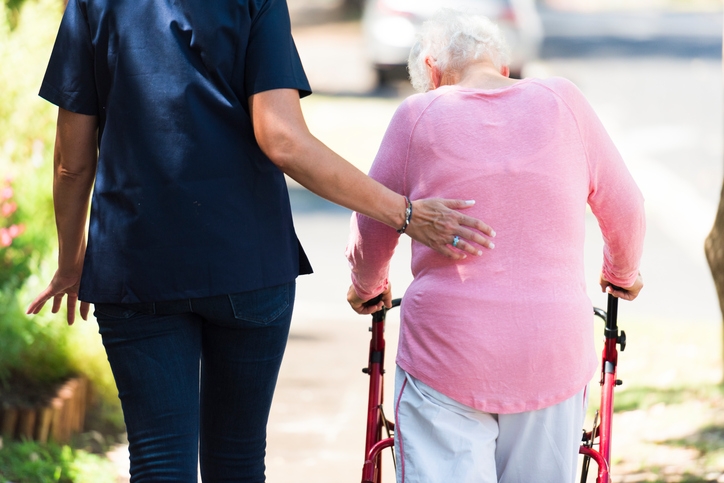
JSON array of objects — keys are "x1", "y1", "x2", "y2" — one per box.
[{"x1": 267, "y1": 189, "x2": 408, "y2": 482}]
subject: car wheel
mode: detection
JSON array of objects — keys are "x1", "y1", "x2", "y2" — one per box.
[{"x1": 375, "y1": 65, "x2": 408, "y2": 86}]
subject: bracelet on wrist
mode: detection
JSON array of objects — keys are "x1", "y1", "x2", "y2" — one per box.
[{"x1": 396, "y1": 196, "x2": 413, "y2": 235}]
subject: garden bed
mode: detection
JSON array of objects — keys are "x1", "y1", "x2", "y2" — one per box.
[{"x1": 0, "y1": 376, "x2": 89, "y2": 444}]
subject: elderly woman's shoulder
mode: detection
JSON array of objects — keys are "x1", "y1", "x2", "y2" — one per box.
[
  {"x1": 404, "y1": 88, "x2": 448, "y2": 104},
  {"x1": 395, "y1": 89, "x2": 448, "y2": 114},
  {"x1": 532, "y1": 76, "x2": 587, "y2": 100},
  {"x1": 528, "y1": 77, "x2": 600, "y2": 117},
  {"x1": 406, "y1": 86, "x2": 465, "y2": 106}
]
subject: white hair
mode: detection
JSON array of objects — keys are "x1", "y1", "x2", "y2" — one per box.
[{"x1": 407, "y1": 9, "x2": 511, "y2": 93}]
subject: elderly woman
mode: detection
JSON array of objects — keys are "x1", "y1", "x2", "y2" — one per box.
[{"x1": 346, "y1": 9, "x2": 645, "y2": 483}]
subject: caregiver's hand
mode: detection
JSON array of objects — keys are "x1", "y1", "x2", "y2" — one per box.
[{"x1": 406, "y1": 199, "x2": 495, "y2": 260}]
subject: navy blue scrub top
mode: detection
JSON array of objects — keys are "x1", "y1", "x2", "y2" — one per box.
[{"x1": 40, "y1": 0, "x2": 313, "y2": 303}]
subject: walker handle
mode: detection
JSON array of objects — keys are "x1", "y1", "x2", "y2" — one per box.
[
  {"x1": 363, "y1": 295, "x2": 401, "y2": 310},
  {"x1": 362, "y1": 294, "x2": 383, "y2": 309}
]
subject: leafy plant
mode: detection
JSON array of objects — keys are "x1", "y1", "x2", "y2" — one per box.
[
  {"x1": 0, "y1": 0, "x2": 68, "y2": 395},
  {"x1": 0, "y1": 177, "x2": 29, "y2": 289},
  {"x1": 0, "y1": 439, "x2": 117, "y2": 483},
  {"x1": 0, "y1": 0, "x2": 122, "y2": 430}
]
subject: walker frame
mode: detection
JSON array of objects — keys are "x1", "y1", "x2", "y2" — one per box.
[{"x1": 360, "y1": 294, "x2": 625, "y2": 483}]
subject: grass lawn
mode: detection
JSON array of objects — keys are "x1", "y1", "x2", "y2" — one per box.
[{"x1": 583, "y1": 316, "x2": 724, "y2": 482}]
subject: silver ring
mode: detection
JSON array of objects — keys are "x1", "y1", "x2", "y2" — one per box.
[{"x1": 452, "y1": 235, "x2": 460, "y2": 247}]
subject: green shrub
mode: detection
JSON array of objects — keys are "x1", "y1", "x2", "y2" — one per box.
[
  {"x1": 0, "y1": 0, "x2": 122, "y2": 431},
  {"x1": 0, "y1": 0, "x2": 67, "y2": 393},
  {"x1": 0, "y1": 439, "x2": 117, "y2": 483}
]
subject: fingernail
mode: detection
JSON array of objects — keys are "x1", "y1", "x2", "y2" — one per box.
[
  {"x1": 476, "y1": 250, "x2": 482, "y2": 256},
  {"x1": 465, "y1": 200, "x2": 475, "y2": 205},
  {"x1": 490, "y1": 230, "x2": 496, "y2": 237},
  {"x1": 489, "y1": 242, "x2": 495, "y2": 249}
]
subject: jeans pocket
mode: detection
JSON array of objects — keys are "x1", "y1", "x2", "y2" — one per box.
[
  {"x1": 228, "y1": 282, "x2": 293, "y2": 326},
  {"x1": 94, "y1": 303, "x2": 150, "y2": 320}
]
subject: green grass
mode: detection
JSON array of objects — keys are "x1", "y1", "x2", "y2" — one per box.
[
  {"x1": 614, "y1": 384, "x2": 724, "y2": 413},
  {"x1": 579, "y1": 316, "x2": 724, "y2": 482}
]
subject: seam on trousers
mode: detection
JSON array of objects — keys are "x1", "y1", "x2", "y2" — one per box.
[{"x1": 395, "y1": 377, "x2": 409, "y2": 483}]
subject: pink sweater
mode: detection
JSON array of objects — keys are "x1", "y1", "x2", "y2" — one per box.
[{"x1": 346, "y1": 77, "x2": 645, "y2": 414}]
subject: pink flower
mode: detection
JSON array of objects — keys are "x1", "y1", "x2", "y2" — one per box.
[
  {"x1": 0, "y1": 225, "x2": 23, "y2": 248},
  {"x1": 1, "y1": 201, "x2": 16, "y2": 217},
  {"x1": 0, "y1": 187, "x2": 11, "y2": 203},
  {"x1": 0, "y1": 228, "x2": 11, "y2": 247},
  {"x1": 8, "y1": 224, "x2": 24, "y2": 238}
]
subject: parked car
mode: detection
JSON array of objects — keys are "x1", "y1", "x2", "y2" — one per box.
[{"x1": 361, "y1": 0, "x2": 543, "y2": 83}]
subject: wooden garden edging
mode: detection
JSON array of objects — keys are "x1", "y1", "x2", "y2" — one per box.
[{"x1": 0, "y1": 376, "x2": 89, "y2": 444}]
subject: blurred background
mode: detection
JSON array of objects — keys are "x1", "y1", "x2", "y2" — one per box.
[{"x1": 0, "y1": 0, "x2": 722, "y2": 481}]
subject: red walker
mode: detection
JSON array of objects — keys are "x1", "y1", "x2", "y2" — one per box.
[{"x1": 361, "y1": 295, "x2": 625, "y2": 483}]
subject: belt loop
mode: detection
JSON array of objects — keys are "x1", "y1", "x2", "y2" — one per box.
[{"x1": 151, "y1": 302, "x2": 158, "y2": 315}]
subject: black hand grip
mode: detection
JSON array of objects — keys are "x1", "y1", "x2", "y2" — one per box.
[
  {"x1": 370, "y1": 297, "x2": 401, "y2": 322},
  {"x1": 606, "y1": 292, "x2": 618, "y2": 325},
  {"x1": 604, "y1": 292, "x2": 619, "y2": 339},
  {"x1": 364, "y1": 296, "x2": 402, "y2": 310},
  {"x1": 363, "y1": 294, "x2": 383, "y2": 308}
]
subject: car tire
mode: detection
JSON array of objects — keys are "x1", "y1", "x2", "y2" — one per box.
[{"x1": 375, "y1": 65, "x2": 408, "y2": 86}]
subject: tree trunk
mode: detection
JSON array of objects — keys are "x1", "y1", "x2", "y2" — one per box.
[
  {"x1": 704, "y1": 33, "x2": 724, "y2": 384},
  {"x1": 705, "y1": 188, "x2": 724, "y2": 384}
]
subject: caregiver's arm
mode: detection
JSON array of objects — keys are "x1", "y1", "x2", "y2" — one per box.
[
  {"x1": 26, "y1": 108, "x2": 98, "y2": 324},
  {"x1": 249, "y1": 88, "x2": 495, "y2": 259}
]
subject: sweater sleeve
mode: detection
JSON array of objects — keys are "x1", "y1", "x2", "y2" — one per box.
[
  {"x1": 345, "y1": 98, "x2": 418, "y2": 300},
  {"x1": 558, "y1": 79, "x2": 645, "y2": 287}
]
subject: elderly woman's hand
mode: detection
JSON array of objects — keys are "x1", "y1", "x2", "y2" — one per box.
[
  {"x1": 600, "y1": 273, "x2": 643, "y2": 301},
  {"x1": 405, "y1": 199, "x2": 495, "y2": 259},
  {"x1": 347, "y1": 284, "x2": 392, "y2": 315}
]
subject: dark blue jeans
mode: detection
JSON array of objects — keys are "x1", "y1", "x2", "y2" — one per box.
[{"x1": 94, "y1": 282, "x2": 295, "y2": 483}]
